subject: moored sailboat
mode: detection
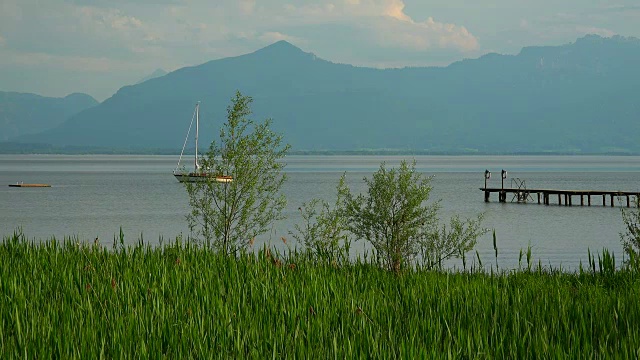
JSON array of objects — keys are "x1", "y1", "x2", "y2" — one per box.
[
  {"x1": 173, "y1": 102, "x2": 208, "y2": 183},
  {"x1": 173, "y1": 102, "x2": 234, "y2": 184}
]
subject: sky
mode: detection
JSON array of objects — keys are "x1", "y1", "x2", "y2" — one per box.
[{"x1": 1, "y1": 0, "x2": 639, "y2": 101}]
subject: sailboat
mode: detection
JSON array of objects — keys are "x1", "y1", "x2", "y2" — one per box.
[
  {"x1": 173, "y1": 102, "x2": 234, "y2": 184},
  {"x1": 173, "y1": 102, "x2": 208, "y2": 183}
]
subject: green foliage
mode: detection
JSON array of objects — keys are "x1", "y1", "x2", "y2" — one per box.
[
  {"x1": 340, "y1": 160, "x2": 438, "y2": 272},
  {"x1": 1, "y1": 232, "x2": 640, "y2": 358},
  {"x1": 620, "y1": 198, "x2": 640, "y2": 270},
  {"x1": 185, "y1": 91, "x2": 290, "y2": 254},
  {"x1": 289, "y1": 175, "x2": 351, "y2": 264},
  {"x1": 421, "y1": 214, "x2": 488, "y2": 270},
  {"x1": 340, "y1": 160, "x2": 487, "y2": 272}
]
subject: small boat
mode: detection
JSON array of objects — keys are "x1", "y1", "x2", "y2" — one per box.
[
  {"x1": 173, "y1": 102, "x2": 234, "y2": 184},
  {"x1": 9, "y1": 182, "x2": 51, "y2": 187}
]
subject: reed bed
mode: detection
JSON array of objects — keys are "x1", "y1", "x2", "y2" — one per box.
[{"x1": 1, "y1": 232, "x2": 639, "y2": 358}]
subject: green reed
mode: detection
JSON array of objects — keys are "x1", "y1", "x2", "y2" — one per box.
[{"x1": 1, "y1": 231, "x2": 639, "y2": 358}]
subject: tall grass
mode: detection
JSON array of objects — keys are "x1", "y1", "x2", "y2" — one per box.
[{"x1": 1, "y1": 231, "x2": 639, "y2": 358}]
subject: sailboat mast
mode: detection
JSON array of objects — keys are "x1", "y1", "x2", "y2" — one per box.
[{"x1": 195, "y1": 102, "x2": 200, "y2": 172}]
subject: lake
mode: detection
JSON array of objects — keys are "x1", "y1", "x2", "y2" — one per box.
[{"x1": 1, "y1": 154, "x2": 639, "y2": 270}]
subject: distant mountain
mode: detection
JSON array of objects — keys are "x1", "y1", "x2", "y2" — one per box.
[
  {"x1": 0, "y1": 92, "x2": 98, "y2": 141},
  {"x1": 11, "y1": 35, "x2": 640, "y2": 153},
  {"x1": 136, "y1": 69, "x2": 168, "y2": 84}
]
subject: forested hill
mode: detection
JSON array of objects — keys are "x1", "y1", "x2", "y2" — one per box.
[{"x1": 11, "y1": 35, "x2": 640, "y2": 153}]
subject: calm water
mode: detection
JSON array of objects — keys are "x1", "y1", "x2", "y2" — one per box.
[{"x1": 1, "y1": 155, "x2": 639, "y2": 270}]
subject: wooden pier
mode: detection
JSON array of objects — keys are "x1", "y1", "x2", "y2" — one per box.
[
  {"x1": 480, "y1": 188, "x2": 640, "y2": 207},
  {"x1": 480, "y1": 170, "x2": 639, "y2": 207}
]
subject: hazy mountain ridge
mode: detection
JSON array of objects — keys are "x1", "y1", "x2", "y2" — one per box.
[
  {"x1": 9, "y1": 35, "x2": 640, "y2": 153},
  {"x1": 136, "y1": 69, "x2": 168, "y2": 84},
  {"x1": 0, "y1": 92, "x2": 98, "y2": 141}
]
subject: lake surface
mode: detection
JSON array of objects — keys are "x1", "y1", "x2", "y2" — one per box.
[{"x1": 1, "y1": 155, "x2": 639, "y2": 270}]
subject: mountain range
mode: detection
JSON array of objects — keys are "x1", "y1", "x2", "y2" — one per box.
[
  {"x1": 5, "y1": 35, "x2": 640, "y2": 153},
  {"x1": 0, "y1": 92, "x2": 97, "y2": 141}
]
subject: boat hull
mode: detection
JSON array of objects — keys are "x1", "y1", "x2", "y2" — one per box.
[
  {"x1": 173, "y1": 173, "x2": 210, "y2": 183},
  {"x1": 8, "y1": 183, "x2": 51, "y2": 187},
  {"x1": 173, "y1": 173, "x2": 234, "y2": 184}
]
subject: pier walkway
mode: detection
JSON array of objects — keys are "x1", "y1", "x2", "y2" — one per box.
[{"x1": 480, "y1": 187, "x2": 639, "y2": 207}]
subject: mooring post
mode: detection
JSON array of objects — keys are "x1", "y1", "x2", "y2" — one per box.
[
  {"x1": 627, "y1": 195, "x2": 630, "y2": 208},
  {"x1": 588, "y1": 195, "x2": 591, "y2": 206},
  {"x1": 611, "y1": 194, "x2": 615, "y2": 207},
  {"x1": 485, "y1": 191, "x2": 490, "y2": 202},
  {"x1": 558, "y1": 193, "x2": 561, "y2": 206},
  {"x1": 603, "y1": 194, "x2": 606, "y2": 207},
  {"x1": 537, "y1": 192, "x2": 540, "y2": 204},
  {"x1": 484, "y1": 170, "x2": 491, "y2": 190},
  {"x1": 580, "y1": 195, "x2": 584, "y2": 206}
]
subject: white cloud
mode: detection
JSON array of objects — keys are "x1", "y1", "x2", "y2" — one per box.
[
  {"x1": 281, "y1": 0, "x2": 478, "y2": 52},
  {"x1": 384, "y1": 0, "x2": 411, "y2": 21}
]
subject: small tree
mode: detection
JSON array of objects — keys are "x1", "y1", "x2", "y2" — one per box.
[
  {"x1": 340, "y1": 160, "x2": 487, "y2": 272},
  {"x1": 620, "y1": 198, "x2": 640, "y2": 269},
  {"x1": 289, "y1": 175, "x2": 351, "y2": 264},
  {"x1": 340, "y1": 160, "x2": 438, "y2": 272},
  {"x1": 185, "y1": 91, "x2": 290, "y2": 254}
]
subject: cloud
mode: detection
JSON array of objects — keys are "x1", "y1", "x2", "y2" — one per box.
[
  {"x1": 383, "y1": 0, "x2": 411, "y2": 22},
  {"x1": 0, "y1": 1, "x2": 165, "y2": 61},
  {"x1": 282, "y1": 0, "x2": 478, "y2": 53},
  {"x1": 376, "y1": 16, "x2": 478, "y2": 52}
]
